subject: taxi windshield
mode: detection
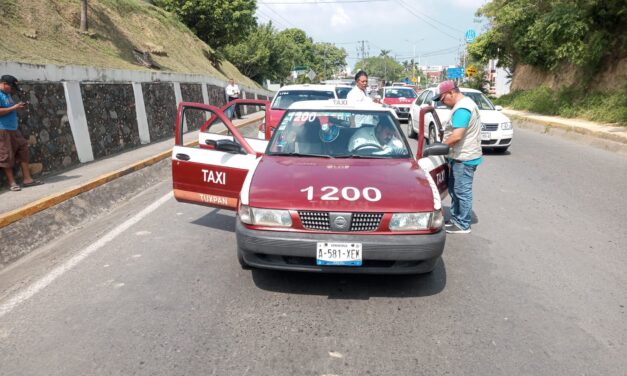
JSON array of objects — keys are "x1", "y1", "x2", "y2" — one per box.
[
  {"x1": 271, "y1": 90, "x2": 336, "y2": 110},
  {"x1": 266, "y1": 109, "x2": 411, "y2": 158},
  {"x1": 464, "y1": 92, "x2": 496, "y2": 110}
]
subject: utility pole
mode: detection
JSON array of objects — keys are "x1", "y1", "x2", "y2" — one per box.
[{"x1": 356, "y1": 40, "x2": 369, "y2": 69}]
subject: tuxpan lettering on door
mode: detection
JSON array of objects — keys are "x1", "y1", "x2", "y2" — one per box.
[
  {"x1": 202, "y1": 169, "x2": 226, "y2": 185},
  {"x1": 199, "y1": 193, "x2": 229, "y2": 206}
]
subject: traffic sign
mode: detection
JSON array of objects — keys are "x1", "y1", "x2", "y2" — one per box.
[
  {"x1": 447, "y1": 67, "x2": 464, "y2": 79},
  {"x1": 465, "y1": 65, "x2": 477, "y2": 77},
  {"x1": 307, "y1": 69, "x2": 316, "y2": 81},
  {"x1": 465, "y1": 29, "x2": 476, "y2": 43},
  {"x1": 411, "y1": 76, "x2": 417, "y2": 83}
]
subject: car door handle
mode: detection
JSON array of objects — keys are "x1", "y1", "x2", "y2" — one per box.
[{"x1": 175, "y1": 153, "x2": 190, "y2": 161}]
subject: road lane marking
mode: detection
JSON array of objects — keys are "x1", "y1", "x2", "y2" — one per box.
[{"x1": 0, "y1": 192, "x2": 172, "y2": 319}]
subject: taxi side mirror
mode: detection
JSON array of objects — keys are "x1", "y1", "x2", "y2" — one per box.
[{"x1": 422, "y1": 142, "x2": 449, "y2": 157}]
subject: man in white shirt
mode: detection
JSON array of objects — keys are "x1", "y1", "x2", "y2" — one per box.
[
  {"x1": 346, "y1": 71, "x2": 371, "y2": 103},
  {"x1": 346, "y1": 71, "x2": 380, "y2": 126},
  {"x1": 225, "y1": 78, "x2": 241, "y2": 119}
]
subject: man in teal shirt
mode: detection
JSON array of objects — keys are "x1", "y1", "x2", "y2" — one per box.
[
  {"x1": 0, "y1": 75, "x2": 42, "y2": 191},
  {"x1": 435, "y1": 80, "x2": 482, "y2": 234}
]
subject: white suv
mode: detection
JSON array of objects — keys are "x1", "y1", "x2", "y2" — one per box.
[{"x1": 410, "y1": 87, "x2": 514, "y2": 152}]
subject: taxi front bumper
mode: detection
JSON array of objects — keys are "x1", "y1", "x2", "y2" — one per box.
[{"x1": 236, "y1": 221, "x2": 445, "y2": 274}]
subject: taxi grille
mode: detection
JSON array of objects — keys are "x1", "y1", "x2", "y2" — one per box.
[
  {"x1": 481, "y1": 123, "x2": 499, "y2": 131},
  {"x1": 298, "y1": 211, "x2": 383, "y2": 232}
]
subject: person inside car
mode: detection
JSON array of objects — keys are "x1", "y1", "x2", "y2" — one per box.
[{"x1": 347, "y1": 116, "x2": 403, "y2": 155}]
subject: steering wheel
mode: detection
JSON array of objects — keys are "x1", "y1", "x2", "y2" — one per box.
[{"x1": 353, "y1": 142, "x2": 384, "y2": 152}]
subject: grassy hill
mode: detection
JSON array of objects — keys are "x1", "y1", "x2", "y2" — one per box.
[{"x1": 0, "y1": 0, "x2": 259, "y2": 88}]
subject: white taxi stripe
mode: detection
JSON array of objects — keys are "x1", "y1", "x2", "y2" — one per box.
[
  {"x1": 418, "y1": 155, "x2": 446, "y2": 211},
  {"x1": 423, "y1": 171, "x2": 442, "y2": 211},
  {"x1": 240, "y1": 157, "x2": 263, "y2": 206},
  {"x1": 172, "y1": 146, "x2": 259, "y2": 168},
  {"x1": 417, "y1": 155, "x2": 445, "y2": 173}
]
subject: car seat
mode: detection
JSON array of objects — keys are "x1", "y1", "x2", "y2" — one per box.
[{"x1": 296, "y1": 118, "x2": 323, "y2": 154}]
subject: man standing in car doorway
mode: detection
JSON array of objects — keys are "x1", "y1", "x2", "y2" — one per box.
[
  {"x1": 225, "y1": 78, "x2": 241, "y2": 119},
  {"x1": 434, "y1": 80, "x2": 482, "y2": 234}
]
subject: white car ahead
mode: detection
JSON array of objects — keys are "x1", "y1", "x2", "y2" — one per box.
[{"x1": 409, "y1": 87, "x2": 514, "y2": 152}]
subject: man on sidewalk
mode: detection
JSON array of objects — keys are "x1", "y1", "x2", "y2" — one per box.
[
  {"x1": 435, "y1": 80, "x2": 482, "y2": 234},
  {"x1": 225, "y1": 78, "x2": 241, "y2": 119},
  {"x1": 0, "y1": 75, "x2": 43, "y2": 192}
]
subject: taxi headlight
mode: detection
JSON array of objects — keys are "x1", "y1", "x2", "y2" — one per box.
[
  {"x1": 389, "y1": 211, "x2": 443, "y2": 231},
  {"x1": 239, "y1": 205, "x2": 292, "y2": 227},
  {"x1": 500, "y1": 121, "x2": 512, "y2": 130}
]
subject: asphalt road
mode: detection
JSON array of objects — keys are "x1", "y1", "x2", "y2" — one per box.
[{"x1": 0, "y1": 124, "x2": 626, "y2": 376}]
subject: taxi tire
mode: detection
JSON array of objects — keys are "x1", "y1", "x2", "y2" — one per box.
[
  {"x1": 428, "y1": 124, "x2": 437, "y2": 145},
  {"x1": 237, "y1": 247, "x2": 251, "y2": 270},
  {"x1": 406, "y1": 117, "x2": 417, "y2": 139}
]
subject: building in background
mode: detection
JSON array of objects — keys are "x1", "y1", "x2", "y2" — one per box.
[{"x1": 487, "y1": 59, "x2": 511, "y2": 97}]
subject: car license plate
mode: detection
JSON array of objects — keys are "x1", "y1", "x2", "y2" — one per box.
[
  {"x1": 481, "y1": 131, "x2": 491, "y2": 140},
  {"x1": 316, "y1": 242, "x2": 362, "y2": 266}
]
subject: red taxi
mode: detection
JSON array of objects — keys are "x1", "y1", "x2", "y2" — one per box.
[
  {"x1": 379, "y1": 86, "x2": 418, "y2": 124},
  {"x1": 172, "y1": 99, "x2": 449, "y2": 274}
]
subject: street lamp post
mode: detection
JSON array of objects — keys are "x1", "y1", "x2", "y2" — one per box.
[{"x1": 405, "y1": 39, "x2": 424, "y2": 84}]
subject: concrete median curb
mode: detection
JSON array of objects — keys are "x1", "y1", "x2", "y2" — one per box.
[{"x1": 0, "y1": 115, "x2": 262, "y2": 230}]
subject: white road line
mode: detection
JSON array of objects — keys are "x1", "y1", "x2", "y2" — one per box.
[{"x1": 0, "y1": 192, "x2": 173, "y2": 319}]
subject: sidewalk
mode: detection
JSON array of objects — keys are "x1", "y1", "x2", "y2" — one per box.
[
  {"x1": 503, "y1": 109, "x2": 627, "y2": 151},
  {"x1": 0, "y1": 113, "x2": 264, "y2": 229}
]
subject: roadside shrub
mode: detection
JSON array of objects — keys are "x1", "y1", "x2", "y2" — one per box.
[{"x1": 494, "y1": 85, "x2": 627, "y2": 125}]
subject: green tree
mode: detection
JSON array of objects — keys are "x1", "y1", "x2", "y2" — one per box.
[
  {"x1": 222, "y1": 23, "x2": 273, "y2": 83},
  {"x1": 154, "y1": 0, "x2": 257, "y2": 51},
  {"x1": 310, "y1": 43, "x2": 348, "y2": 81},
  {"x1": 355, "y1": 56, "x2": 404, "y2": 83},
  {"x1": 469, "y1": 0, "x2": 626, "y2": 73}
]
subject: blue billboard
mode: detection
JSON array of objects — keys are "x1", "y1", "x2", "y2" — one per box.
[{"x1": 447, "y1": 67, "x2": 464, "y2": 79}]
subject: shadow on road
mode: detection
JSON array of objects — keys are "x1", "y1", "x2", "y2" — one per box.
[
  {"x1": 190, "y1": 209, "x2": 236, "y2": 233},
  {"x1": 442, "y1": 205, "x2": 479, "y2": 225},
  {"x1": 251, "y1": 258, "x2": 446, "y2": 299}
]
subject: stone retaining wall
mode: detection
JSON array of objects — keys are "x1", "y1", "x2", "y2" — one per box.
[{"x1": 0, "y1": 62, "x2": 274, "y2": 189}]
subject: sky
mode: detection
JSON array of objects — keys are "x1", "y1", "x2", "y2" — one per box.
[{"x1": 256, "y1": 0, "x2": 489, "y2": 72}]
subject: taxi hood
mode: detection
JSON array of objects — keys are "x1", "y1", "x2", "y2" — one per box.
[{"x1": 248, "y1": 157, "x2": 436, "y2": 212}]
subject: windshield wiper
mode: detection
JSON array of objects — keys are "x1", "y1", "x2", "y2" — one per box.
[
  {"x1": 270, "y1": 152, "x2": 332, "y2": 158},
  {"x1": 333, "y1": 154, "x2": 389, "y2": 159}
]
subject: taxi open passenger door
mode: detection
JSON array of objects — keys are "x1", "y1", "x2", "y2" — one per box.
[
  {"x1": 416, "y1": 106, "x2": 449, "y2": 198},
  {"x1": 171, "y1": 99, "x2": 269, "y2": 210}
]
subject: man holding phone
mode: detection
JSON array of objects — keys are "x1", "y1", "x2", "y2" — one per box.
[{"x1": 0, "y1": 75, "x2": 42, "y2": 191}]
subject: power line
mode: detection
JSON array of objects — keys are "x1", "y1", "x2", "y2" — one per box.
[
  {"x1": 256, "y1": 10, "x2": 290, "y2": 29},
  {"x1": 261, "y1": 4, "x2": 299, "y2": 28},
  {"x1": 396, "y1": 0, "x2": 460, "y2": 41},
  {"x1": 395, "y1": 0, "x2": 464, "y2": 33}
]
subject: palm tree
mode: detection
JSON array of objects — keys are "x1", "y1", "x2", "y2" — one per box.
[{"x1": 379, "y1": 49, "x2": 391, "y2": 57}]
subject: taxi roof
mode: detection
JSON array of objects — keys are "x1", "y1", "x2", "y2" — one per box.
[
  {"x1": 276, "y1": 84, "x2": 336, "y2": 92},
  {"x1": 287, "y1": 99, "x2": 397, "y2": 114}
]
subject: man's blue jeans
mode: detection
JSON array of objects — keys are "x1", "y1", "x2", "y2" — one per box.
[{"x1": 448, "y1": 160, "x2": 478, "y2": 230}]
